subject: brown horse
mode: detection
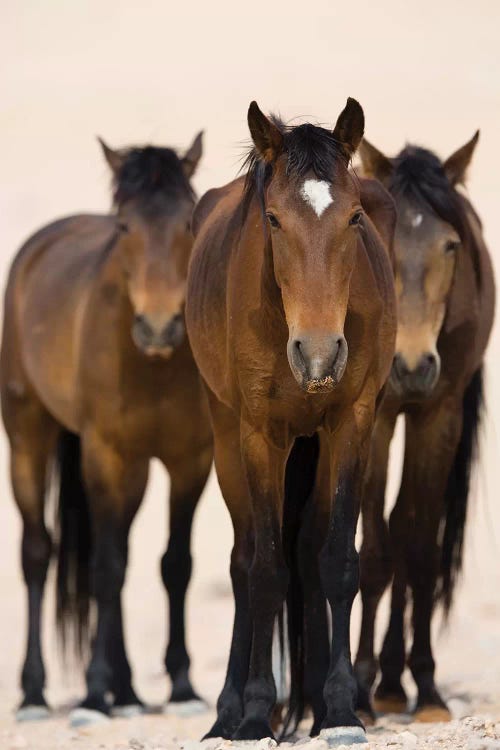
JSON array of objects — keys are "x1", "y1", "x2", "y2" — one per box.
[
  {"x1": 353, "y1": 134, "x2": 495, "y2": 722},
  {"x1": 186, "y1": 99, "x2": 397, "y2": 744},
  {"x1": 1, "y1": 133, "x2": 213, "y2": 723}
]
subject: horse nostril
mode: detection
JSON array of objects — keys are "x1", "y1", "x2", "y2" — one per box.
[
  {"x1": 392, "y1": 353, "x2": 408, "y2": 380},
  {"x1": 293, "y1": 339, "x2": 307, "y2": 368},
  {"x1": 135, "y1": 314, "x2": 153, "y2": 337}
]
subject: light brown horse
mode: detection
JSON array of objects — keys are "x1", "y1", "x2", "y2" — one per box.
[
  {"x1": 186, "y1": 99, "x2": 397, "y2": 744},
  {"x1": 353, "y1": 135, "x2": 495, "y2": 722},
  {"x1": 1, "y1": 134, "x2": 213, "y2": 723}
]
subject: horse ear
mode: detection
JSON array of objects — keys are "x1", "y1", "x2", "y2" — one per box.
[
  {"x1": 97, "y1": 137, "x2": 123, "y2": 175},
  {"x1": 332, "y1": 98, "x2": 365, "y2": 158},
  {"x1": 443, "y1": 130, "x2": 480, "y2": 186},
  {"x1": 358, "y1": 138, "x2": 393, "y2": 182},
  {"x1": 247, "y1": 101, "x2": 284, "y2": 163},
  {"x1": 183, "y1": 131, "x2": 203, "y2": 178}
]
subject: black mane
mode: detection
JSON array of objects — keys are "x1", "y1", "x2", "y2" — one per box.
[
  {"x1": 390, "y1": 146, "x2": 468, "y2": 238},
  {"x1": 243, "y1": 118, "x2": 348, "y2": 217},
  {"x1": 113, "y1": 146, "x2": 194, "y2": 214}
]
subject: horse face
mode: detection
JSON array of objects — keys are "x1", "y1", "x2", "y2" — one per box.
[
  {"x1": 247, "y1": 98, "x2": 365, "y2": 393},
  {"x1": 390, "y1": 202, "x2": 458, "y2": 397},
  {"x1": 117, "y1": 202, "x2": 194, "y2": 358},
  {"x1": 99, "y1": 134, "x2": 203, "y2": 358},
  {"x1": 358, "y1": 134, "x2": 479, "y2": 399},
  {"x1": 266, "y1": 161, "x2": 362, "y2": 393}
]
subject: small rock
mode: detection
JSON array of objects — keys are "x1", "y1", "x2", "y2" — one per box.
[
  {"x1": 129, "y1": 740, "x2": 145, "y2": 750},
  {"x1": 257, "y1": 740, "x2": 277, "y2": 750}
]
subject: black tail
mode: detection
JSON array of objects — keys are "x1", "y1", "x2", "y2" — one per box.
[
  {"x1": 55, "y1": 430, "x2": 92, "y2": 657},
  {"x1": 281, "y1": 434, "x2": 320, "y2": 737},
  {"x1": 437, "y1": 366, "x2": 484, "y2": 615}
]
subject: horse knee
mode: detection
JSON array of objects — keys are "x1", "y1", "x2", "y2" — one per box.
[
  {"x1": 22, "y1": 526, "x2": 52, "y2": 584},
  {"x1": 161, "y1": 543, "x2": 192, "y2": 593},
  {"x1": 320, "y1": 546, "x2": 359, "y2": 605},
  {"x1": 249, "y1": 557, "x2": 288, "y2": 614},
  {"x1": 91, "y1": 535, "x2": 126, "y2": 601}
]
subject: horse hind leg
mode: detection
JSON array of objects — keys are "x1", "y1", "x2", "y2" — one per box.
[
  {"x1": 5, "y1": 396, "x2": 59, "y2": 720},
  {"x1": 161, "y1": 442, "x2": 212, "y2": 714}
]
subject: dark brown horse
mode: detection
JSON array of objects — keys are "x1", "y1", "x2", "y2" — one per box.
[
  {"x1": 1, "y1": 134, "x2": 213, "y2": 724},
  {"x1": 354, "y1": 134, "x2": 495, "y2": 722},
  {"x1": 186, "y1": 99, "x2": 397, "y2": 744}
]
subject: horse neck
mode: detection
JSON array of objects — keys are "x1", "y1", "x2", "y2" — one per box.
[{"x1": 94, "y1": 232, "x2": 137, "y2": 352}]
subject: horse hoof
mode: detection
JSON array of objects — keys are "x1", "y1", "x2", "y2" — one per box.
[
  {"x1": 356, "y1": 709, "x2": 376, "y2": 727},
  {"x1": 233, "y1": 718, "x2": 275, "y2": 742},
  {"x1": 165, "y1": 698, "x2": 207, "y2": 717},
  {"x1": 413, "y1": 704, "x2": 452, "y2": 723},
  {"x1": 16, "y1": 705, "x2": 50, "y2": 722},
  {"x1": 319, "y1": 726, "x2": 368, "y2": 746},
  {"x1": 373, "y1": 694, "x2": 408, "y2": 715},
  {"x1": 69, "y1": 708, "x2": 111, "y2": 727},
  {"x1": 203, "y1": 718, "x2": 236, "y2": 741},
  {"x1": 111, "y1": 704, "x2": 145, "y2": 718}
]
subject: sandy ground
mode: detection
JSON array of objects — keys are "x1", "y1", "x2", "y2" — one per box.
[{"x1": 1, "y1": 1, "x2": 500, "y2": 749}]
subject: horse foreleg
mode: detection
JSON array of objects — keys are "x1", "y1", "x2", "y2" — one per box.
[
  {"x1": 5, "y1": 396, "x2": 58, "y2": 721},
  {"x1": 406, "y1": 403, "x2": 462, "y2": 722},
  {"x1": 74, "y1": 430, "x2": 147, "y2": 723},
  {"x1": 355, "y1": 406, "x2": 398, "y2": 722},
  {"x1": 161, "y1": 442, "x2": 212, "y2": 710}
]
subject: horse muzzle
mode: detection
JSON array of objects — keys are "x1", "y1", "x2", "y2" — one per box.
[
  {"x1": 287, "y1": 333, "x2": 348, "y2": 393},
  {"x1": 132, "y1": 313, "x2": 185, "y2": 357},
  {"x1": 390, "y1": 351, "x2": 440, "y2": 398}
]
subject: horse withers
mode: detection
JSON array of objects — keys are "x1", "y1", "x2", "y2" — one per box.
[
  {"x1": 1, "y1": 133, "x2": 213, "y2": 723},
  {"x1": 186, "y1": 99, "x2": 397, "y2": 744},
  {"x1": 354, "y1": 134, "x2": 495, "y2": 722}
]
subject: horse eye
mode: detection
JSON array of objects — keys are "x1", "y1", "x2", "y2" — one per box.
[
  {"x1": 445, "y1": 240, "x2": 460, "y2": 253},
  {"x1": 349, "y1": 211, "x2": 363, "y2": 227},
  {"x1": 266, "y1": 213, "x2": 281, "y2": 230},
  {"x1": 117, "y1": 221, "x2": 129, "y2": 234}
]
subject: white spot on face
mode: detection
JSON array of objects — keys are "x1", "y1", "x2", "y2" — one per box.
[
  {"x1": 411, "y1": 212, "x2": 423, "y2": 228},
  {"x1": 300, "y1": 179, "x2": 333, "y2": 218}
]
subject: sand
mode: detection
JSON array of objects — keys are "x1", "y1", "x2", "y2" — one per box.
[{"x1": 1, "y1": 1, "x2": 500, "y2": 748}]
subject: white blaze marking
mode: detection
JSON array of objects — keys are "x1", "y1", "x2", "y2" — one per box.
[
  {"x1": 300, "y1": 179, "x2": 333, "y2": 218},
  {"x1": 411, "y1": 212, "x2": 423, "y2": 227}
]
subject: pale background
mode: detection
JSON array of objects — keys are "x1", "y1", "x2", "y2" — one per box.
[{"x1": 0, "y1": 1, "x2": 499, "y2": 748}]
